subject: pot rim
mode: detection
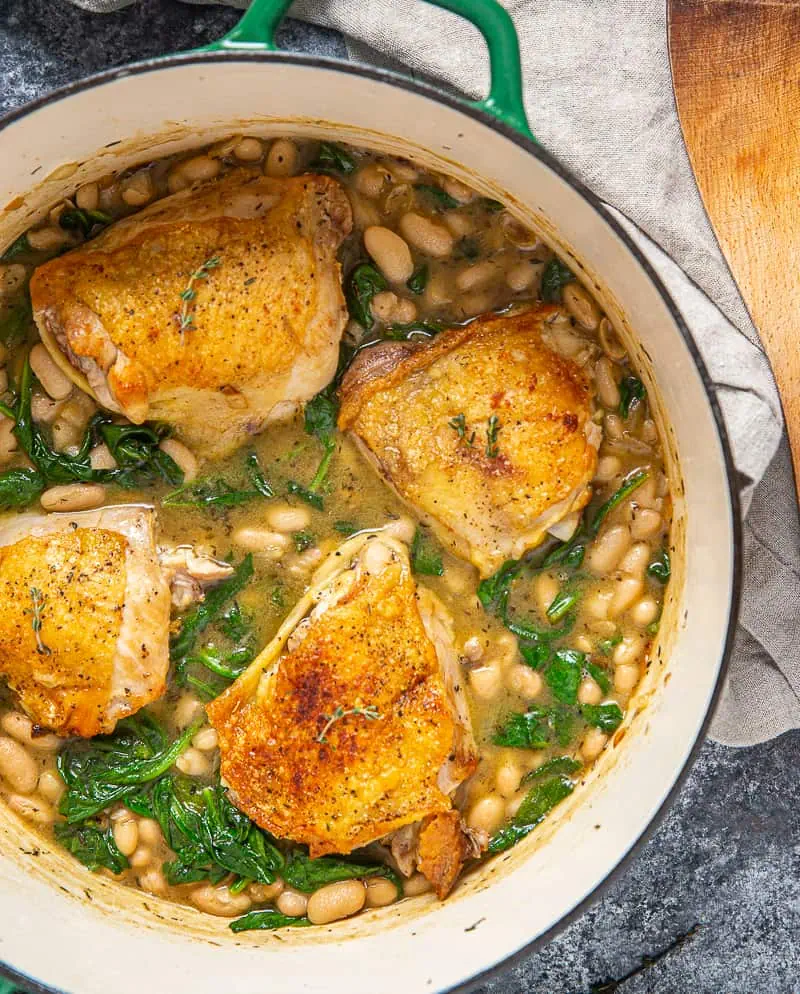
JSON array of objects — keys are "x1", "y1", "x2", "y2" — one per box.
[{"x1": 0, "y1": 49, "x2": 743, "y2": 994}]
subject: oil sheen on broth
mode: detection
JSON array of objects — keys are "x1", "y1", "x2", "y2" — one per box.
[{"x1": 0, "y1": 135, "x2": 671, "y2": 930}]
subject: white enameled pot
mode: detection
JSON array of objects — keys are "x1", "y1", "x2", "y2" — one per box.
[{"x1": 0, "y1": 2, "x2": 740, "y2": 992}]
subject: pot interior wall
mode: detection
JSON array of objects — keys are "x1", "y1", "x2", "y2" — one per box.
[{"x1": 0, "y1": 57, "x2": 735, "y2": 994}]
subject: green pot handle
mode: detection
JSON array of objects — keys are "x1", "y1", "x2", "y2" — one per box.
[{"x1": 201, "y1": 0, "x2": 534, "y2": 140}]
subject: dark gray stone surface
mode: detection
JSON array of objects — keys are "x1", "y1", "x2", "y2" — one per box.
[{"x1": 0, "y1": 2, "x2": 797, "y2": 992}]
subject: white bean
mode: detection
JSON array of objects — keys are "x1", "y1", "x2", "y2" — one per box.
[
  {"x1": 180, "y1": 155, "x2": 221, "y2": 185},
  {"x1": 455, "y1": 260, "x2": 497, "y2": 292},
  {"x1": 534, "y1": 573, "x2": 560, "y2": 618},
  {"x1": 578, "y1": 677, "x2": 603, "y2": 706},
  {"x1": 364, "y1": 876, "x2": 398, "y2": 908},
  {"x1": 37, "y1": 769, "x2": 65, "y2": 804},
  {"x1": 466, "y1": 794, "x2": 505, "y2": 835},
  {"x1": 191, "y1": 884, "x2": 252, "y2": 917},
  {"x1": 594, "y1": 455, "x2": 622, "y2": 483},
  {"x1": 159, "y1": 438, "x2": 197, "y2": 483},
  {"x1": 442, "y1": 177, "x2": 474, "y2": 203},
  {"x1": 30, "y1": 393, "x2": 64, "y2": 425},
  {"x1": 469, "y1": 662, "x2": 502, "y2": 700},
  {"x1": 130, "y1": 846, "x2": 153, "y2": 868},
  {"x1": 587, "y1": 524, "x2": 631, "y2": 574},
  {"x1": 307, "y1": 880, "x2": 366, "y2": 925},
  {"x1": 444, "y1": 212, "x2": 473, "y2": 238},
  {"x1": 89, "y1": 443, "x2": 117, "y2": 471},
  {"x1": 232, "y1": 526, "x2": 290, "y2": 559},
  {"x1": 138, "y1": 867, "x2": 168, "y2": 895},
  {"x1": 462, "y1": 636, "x2": 484, "y2": 662},
  {"x1": 506, "y1": 260, "x2": 539, "y2": 292},
  {"x1": 175, "y1": 747, "x2": 211, "y2": 778},
  {"x1": 585, "y1": 588, "x2": 614, "y2": 620},
  {"x1": 7, "y1": 793, "x2": 54, "y2": 824},
  {"x1": 608, "y1": 576, "x2": 644, "y2": 618},
  {"x1": 614, "y1": 662, "x2": 641, "y2": 692},
  {"x1": 174, "y1": 693, "x2": 204, "y2": 729},
  {"x1": 266, "y1": 503, "x2": 311, "y2": 533},
  {"x1": 595, "y1": 357, "x2": 620, "y2": 410},
  {"x1": 112, "y1": 816, "x2": 140, "y2": 857},
  {"x1": 276, "y1": 888, "x2": 309, "y2": 917},
  {"x1": 506, "y1": 663, "x2": 542, "y2": 699},
  {"x1": 0, "y1": 418, "x2": 15, "y2": 467},
  {"x1": 403, "y1": 873, "x2": 432, "y2": 897},
  {"x1": 75, "y1": 183, "x2": 100, "y2": 211},
  {"x1": 137, "y1": 818, "x2": 162, "y2": 847},
  {"x1": 248, "y1": 879, "x2": 285, "y2": 902},
  {"x1": 27, "y1": 227, "x2": 69, "y2": 252},
  {"x1": 0, "y1": 737, "x2": 39, "y2": 793},
  {"x1": 364, "y1": 226, "x2": 414, "y2": 283},
  {"x1": 192, "y1": 727, "x2": 219, "y2": 752},
  {"x1": 619, "y1": 542, "x2": 652, "y2": 578},
  {"x1": 0, "y1": 712, "x2": 61, "y2": 751},
  {"x1": 495, "y1": 760, "x2": 522, "y2": 799},
  {"x1": 233, "y1": 137, "x2": 263, "y2": 162},
  {"x1": 265, "y1": 139, "x2": 298, "y2": 178},
  {"x1": 630, "y1": 507, "x2": 662, "y2": 540},
  {"x1": 613, "y1": 635, "x2": 645, "y2": 667},
  {"x1": 563, "y1": 282, "x2": 601, "y2": 330},
  {"x1": 631, "y1": 596, "x2": 659, "y2": 627},
  {"x1": 580, "y1": 727, "x2": 608, "y2": 761},
  {"x1": 121, "y1": 170, "x2": 154, "y2": 207},
  {"x1": 399, "y1": 212, "x2": 454, "y2": 258},
  {"x1": 354, "y1": 163, "x2": 391, "y2": 199},
  {"x1": 41, "y1": 483, "x2": 106, "y2": 512},
  {"x1": 30, "y1": 344, "x2": 73, "y2": 400}
]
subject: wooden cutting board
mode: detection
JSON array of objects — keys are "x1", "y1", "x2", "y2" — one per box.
[{"x1": 668, "y1": 0, "x2": 800, "y2": 502}]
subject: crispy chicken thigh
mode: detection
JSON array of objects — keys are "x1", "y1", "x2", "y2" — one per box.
[
  {"x1": 207, "y1": 530, "x2": 480, "y2": 896},
  {"x1": 338, "y1": 308, "x2": 599, "y2": 577},
  {"x1": 30, "y1": 171, "x2": 352, "y2": 459},
  {"x1": 0, "y1": 506, "x2": 170, "y2": 738}
]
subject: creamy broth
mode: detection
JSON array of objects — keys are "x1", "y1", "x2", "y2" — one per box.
[{"x1": 0, "y1": 136, "x2": 671, "y2": 928}]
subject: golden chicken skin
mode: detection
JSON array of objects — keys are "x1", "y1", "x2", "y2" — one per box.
[
  {"x1": 0, "y1": 506, "x2": 170, "y2": 738},
  {"x1": 30, "y1": 171, "x2": 352, "y2": 460},
  {"x1": 338, "y1": 307, "x2": 599, "y2": 577},
  {"x1": 207, "y1": 530, "x2": 481, "y2": 898}
]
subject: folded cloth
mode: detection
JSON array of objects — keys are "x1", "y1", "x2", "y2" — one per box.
[{"x1": 58, "y1": 0, "x2": 799, "y2": 745}]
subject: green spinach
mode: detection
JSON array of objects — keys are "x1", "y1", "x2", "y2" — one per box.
[
  {"x1": 489, "y1": 774, "x2": 575, "y2": 853},
  {"x1": 345, "y1": 262, "x2": 387, "y2": 330},
  {"x1": 540, "y1": 258, "x2": 574, "y2": 302},
  {"x1": 230, "y1": 911, "x2": 312, "y2": 933},
  {"x1": 54, "y1": 820, "x2": 129, "y2": 874},
  {"x1": 410, "y1": 527, "x2": 444, "y2": 576},
  {"x1": 619, "y1": 376, "x2": 646, "y2": 418}
]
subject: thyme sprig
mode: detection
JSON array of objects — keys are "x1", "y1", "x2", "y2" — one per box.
[
  {"x1": 486, "y1": 415, "x2": 501, "y2": 458},
  {"x1": 177, "y1": 254, "x2": 221, "y2": 340},
  {"x1": 316, "y1": 704, "x2": 381, "y2": 744},
  {"x1": 28, "y1": 586, "x2": 51, "y2": 656}
]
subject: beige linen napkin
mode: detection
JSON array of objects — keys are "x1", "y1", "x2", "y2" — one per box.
[{"x1": 57, "y1": 0, "x2": 800, "y2": 745}]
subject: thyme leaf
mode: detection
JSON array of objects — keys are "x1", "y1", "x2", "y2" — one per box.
[
  {"x1": 177, "y1": 254, "x2": 221, "y2": 340},
  {"x1": 316, "y1": 704, "x2": 381, "y2": 744},
  {"x1": 27, "y1": 586, "x2": 51, "y2": 656}
]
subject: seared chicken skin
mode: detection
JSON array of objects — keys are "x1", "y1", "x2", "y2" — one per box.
[
  {"x1": 338, "y1": 308, "x2": 599, "y2": 577},
  {"x1": 0, "y1": 506, "x2": 170, "y2": 738},
  {"x1": 208, "y1": 530, "x2": 480, "y2": 896},
  {"x1": 30, "y1": 171, "x2": 352, "y2": 459}
]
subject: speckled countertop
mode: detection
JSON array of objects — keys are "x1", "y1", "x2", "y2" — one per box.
[{"x1": 0, "y1": 2, "x2": 798, "y2": 992}]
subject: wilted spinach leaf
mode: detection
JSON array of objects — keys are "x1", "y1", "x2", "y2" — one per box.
[
  {"x1": 54, "y1": 820, "x2": 129, "y2": 874},
  {"x1": 540, "y1": 258, "x2": 574, "y2": 302}
]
